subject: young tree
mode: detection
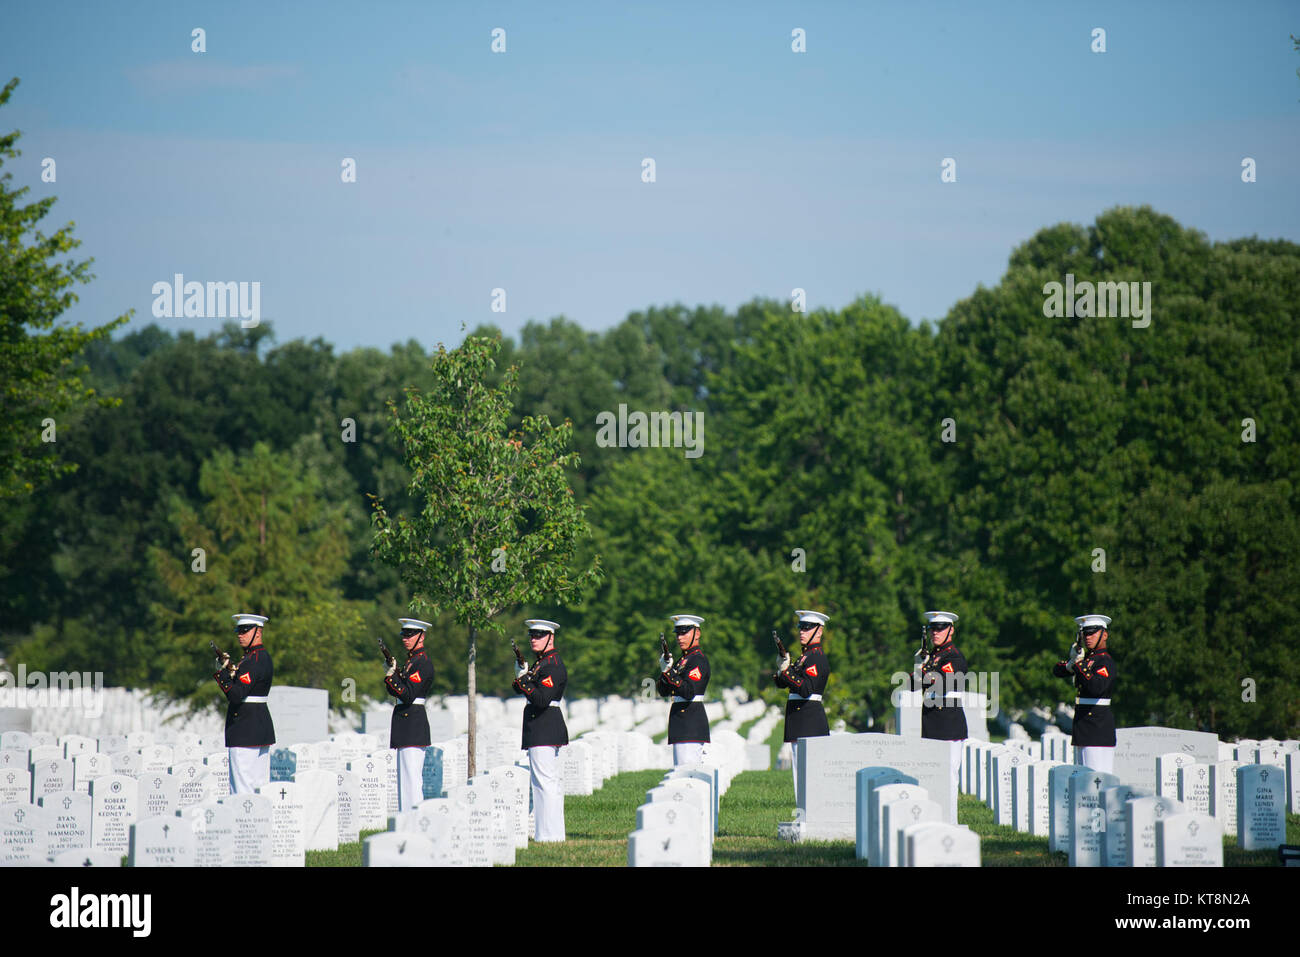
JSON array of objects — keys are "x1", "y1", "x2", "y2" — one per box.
[
  {"x1": 371, "y1": 334, "x2": 600, "y2": 776},
  {"x1": 0, "y1": 77, "x2": 127, "y2": 499}
]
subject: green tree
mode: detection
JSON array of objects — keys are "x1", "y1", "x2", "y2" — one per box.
[
  {"x1": 371, "y1": 335, "x2": 600, "y2": 776},
  {"x1": 150, "y1": 441, "x2": 367, "y2": 709},
  {"x1": 0, "y1": 77, "x2": 127, "y2": 499}
]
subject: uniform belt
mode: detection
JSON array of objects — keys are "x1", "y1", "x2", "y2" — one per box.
[
  {"x1": 788, "y1": 693, "x2": 823, "y2": 701},
  {"x1": 944, "y1": 692, "x2": 965, "y2": 700},
  {"x1": 1076, "y1": 697, "x2": 1111, "y2": 706},
  {"x1": 549, "y1": 701, "x2": 562, "y2": 709},
  {"x1": 410, "y1": 698, "x2": 426, "y2": 705},
  {"x1": 671, "y1": 696, "x2": 703, "y2": 704},
  {"x1": 242, "y1": 695, "x2": 269, "y2": 703}
]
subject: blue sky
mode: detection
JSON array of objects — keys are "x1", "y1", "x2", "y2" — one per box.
[{"x1": 4, "y1": 0, "x2": 1298, "y2": 351}]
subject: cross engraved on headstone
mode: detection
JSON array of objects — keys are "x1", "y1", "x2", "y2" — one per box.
[
  {"x1": 205, "y1": 810, "x2": 214, "y2": 825},
  {"x1": 5, "y1": 773, "x2": 12, "y2": 784},
  {"x1": 1260, "y1": 769, "x2": 1270, "y2": 783},
  {"x1": 672, "y1": 792, "x2": 683, "y2": 802},
  {"x1": 188, "y1": 767, "x2": 196, "y2": 778},
  {"x1": 1155, "y1": 803, "x2": 1166, "y2": 818},
  {"x1": 153, "y1": 777, "x2": 162, "y2": 788},
  {"x1": 14, "y1": 809, "x2": 24, "y2": 822},
  {"x1": 942, "y1": 835, "x2": 954, "y2": 853},
  {"x1": 1197, "y1": 767, "x2": 1206, "y2": 780},
  {"x1": 280, "y1": 788, "x2": 287, "y2": 800},
  {"x1": 666, "y1": 810, "x2": 676, "y2": 824},
  {"x1": 366, "y1": 762, "x2": 374, "y2": 772},
  {"x1": 419, "y1": 818, "x2": 429, "y2": 831},
  {"x1": 62, "y1": 797, "x2": 72, "y2": 810},
  {"x1": 243, "y1": 799, "x2": 253, "y2": 813},
  {"x1": 911, "y1": 805, "x2": 922, "y2": 820},
  {"x1": 1188, "y1": 820, "x2": 1199, "y2": 837},
  {"x1": 163, "y1": 824, "x2": 170, "y2": 837}
]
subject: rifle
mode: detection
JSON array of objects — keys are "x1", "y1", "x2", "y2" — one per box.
[
  {"x1": 511, "y1": 638, "x2": 527, "y2": 671},
  {"x1": 378, "y1": 636, "x2": 396, "y2": 669},
  {"x1": 772, "y1": 630, "x2": 789, "y2": 660},
  {"x1": 210, "y1": 640, "x2": 236, "y2": 674},
  {"x1": 659, "y1": 632, "x2": 672, "y2": 663}
]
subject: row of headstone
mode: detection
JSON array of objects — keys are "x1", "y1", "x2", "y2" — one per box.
[
  {"x1": 854, "y1": 769, "x2": 978, "y2": 866},
  {"x1": 627, "y1": 766, "x2": 719, "y2": 866}
]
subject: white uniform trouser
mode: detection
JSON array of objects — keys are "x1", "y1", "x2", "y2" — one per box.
[
  {"x1": 396, "y1": 747, "x2": 425, "y2": 811},
  {"x1": 528, "y1": 746, "x2": 565, "y2": 842},
  {"x1": 948, "y1": 739, "x2": 964, "y2": 824},
  {"x1": 673, "y1": 742, "x2": 705, "y2": 766},
  {"x1": 228, "y1": 746, "x2": 270, "y2": 794},
  {"x1": 1078, "y1": 746, "x2": 1115, "y2": 774}
]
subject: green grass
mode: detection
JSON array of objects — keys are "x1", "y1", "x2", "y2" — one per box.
[{"x1": 303, "y1": 771, "x2": 1300, "y2": 867}]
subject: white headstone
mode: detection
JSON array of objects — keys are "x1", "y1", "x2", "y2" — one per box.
[
  {"x1": 1098, "y1": 784, "x2": 1141, "y2": 868},
  {"x1": 1068, "y1": 770, "x2": 1119, "y2": 867},
  {"x1": 1211, "y1": 761, "x2": 1239, "y2": 836},
  {"x1": 1177, "y1": 763, "x2": 1212, "y2": 816},
  {"x1": 297, "y1": 769, "x2": 339, "y2": 852},
  {"x1": 351, "y1": 756, "x2": 388, "y2": 832},
  {"x1": 90, "y1": 774, "x2": 138, "y2": 857},
  {"x1": 905, "y1": 822, "x2": 980, "y2": 867},
  {"x1": 1048, "y1": 763, "x2": 1087, "y2": 852},
  {"x1": 336, "y1": 770, "x2": 360, "y2": 844},
  {"x1": 1156, "y1": 752, "x2": 1194, "y2": 798},
  {"x1": 882, "y1": 794, "x2": 942, "y2": 867},
  {"x1": 1235, "y1": 764, "x2": 1285, "y2": 852},
  {"x1": 32, "y1": 758, "x2": 74, "y2": 800},
  {"x1": 128, "y1": 815, "x2": 195, "y2": 867},
  {"x1": 363, "y1": 831, "x2": 439, "y2": 866},
  {"x1": 1155, "y1": 812, "x2": 1223, "y2": 867},
  {"x1": 38, "y1": 790, "x2": 90, "y2": 856},
  {"x1": 221, "y1": 792, "x2": 274, "y2": 866},
  {"x1": 0, "y1": 767, "x2": 31, "y2": 804},
  {"x1": 1, "y1": 802, "x2": 51, "y2": 864},
  {"x1": 184, "y1": 801, "x2": 236, "y2": 867},
  {"x1": 260, "y1": 781, "x2": 305, "y2": 867},
  {"x1": 137, "y1": 772, "x2": 179, "y2": 819},
  {"x1": 1124, "y1": 795, "x2": 1185, "y2": 867},
  {"x1": 1113, "y1": 727, "x2": 1219, "y2": 790}
]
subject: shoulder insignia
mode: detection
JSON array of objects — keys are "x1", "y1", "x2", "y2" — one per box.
[
  {"x1": 805, "y1": 664, "x2": 819, "y2": 678},
  {"x1": 239, "y1": 672, "x2": 252, "y2": 685},
  {"x1": 409, "y1": 671, "x2": 422, "y2": 683},
  {"x1": 1096, "y1": 666, "x2": 1109, "y2": 678},
  {"x1": 688, "y1": 666, "x2": 702, "y2": 682},
  {"x1": 941, "y1": 662, "x2": 954, "y2": 674},
  {"x1": 541, "y1": 675, "x2": 554, "y2": 688}
]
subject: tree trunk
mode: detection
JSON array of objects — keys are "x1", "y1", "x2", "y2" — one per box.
[{"x1": 467, "y1": 625, "x2": 477, "y2": 779}]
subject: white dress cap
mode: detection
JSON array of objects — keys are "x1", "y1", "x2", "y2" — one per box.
[
  {"x1": 670, "y1": 615, "x2": 704, "y2": 628},
  {"x1": 398, "y1": 618, "x2": 434, "y2": 631},
  {"x1": 232, "y1": 614, "x2": 269, "y2": 628},
  {"x1": 524, "y1": 619, "x2": 560, "y2": 633},
  {"x1": 1074, "y1": 614, "x2": 1112, "y2": 629},
  {"x1": 796, "y1": 610, "x2": 829, "y2": 626},
  {"x1": 923, "y1": 611, "x2": 958, "y2": 625}
]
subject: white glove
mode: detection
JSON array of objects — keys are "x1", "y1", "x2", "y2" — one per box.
[
  {"x1": 219, "y1": 653, "x2": 232, "y2": 671},
  {"x1": 659, "y1": 654, "x2": 673, "y2": 673},
  {"x1": 778, "y1": 654, "x2": 791, "y2": 673},
  {"x1": 913, "y1": 649, "x2": 926, "y2": 666},
  {"x1": 385, "y1": 661, "x2": 397, "y2": 678},
  {"x1": 516, "y1": 664, "x2": 528, "y2": 678}
]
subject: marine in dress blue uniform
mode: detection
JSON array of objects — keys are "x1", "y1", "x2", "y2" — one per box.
[
  {"x1": 512, "y1": 619, "x2": 569, "y2": 841},
  {"x1": 908, "y1": 611, "x2": 968, "y2": 823},
  {"x1": 656, "y1": 614, "x2": 710, "y2": 765},
  {"x1": 774, "y1": 610, "x2": 831, "y2": 792},
  {"x1": 1053, "y1": 614, "x2": 1117, "y2": 773},
  {"x1": 386, "y1": 618, "x2": 435, "y2": 811},
  {"x1": 214, "y1": 613, "x2": 275, "y2": 794}
]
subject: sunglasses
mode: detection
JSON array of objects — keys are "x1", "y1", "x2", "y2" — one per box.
[
  {"x1": 673, "y1": 626, "x2": 694, "y2": 635},
  {"x1": 797, "y1": 622, "x2": 819, "y2": 631},
  {"x1": 1081, "y1": 626, "x2": 1104, "y2": 636},
  {"x1": 528, "y1": 630, "x2": 551, "y2": 638},
  {"x1": 235, "y1": 625, "x2": 256, "y2": 634},
  {"x1": 927, "y1": 623, "x2": 952, "y2": 631},
  {"x1": 400, "y1": 630, "x2": 422, "y2": 638}
]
